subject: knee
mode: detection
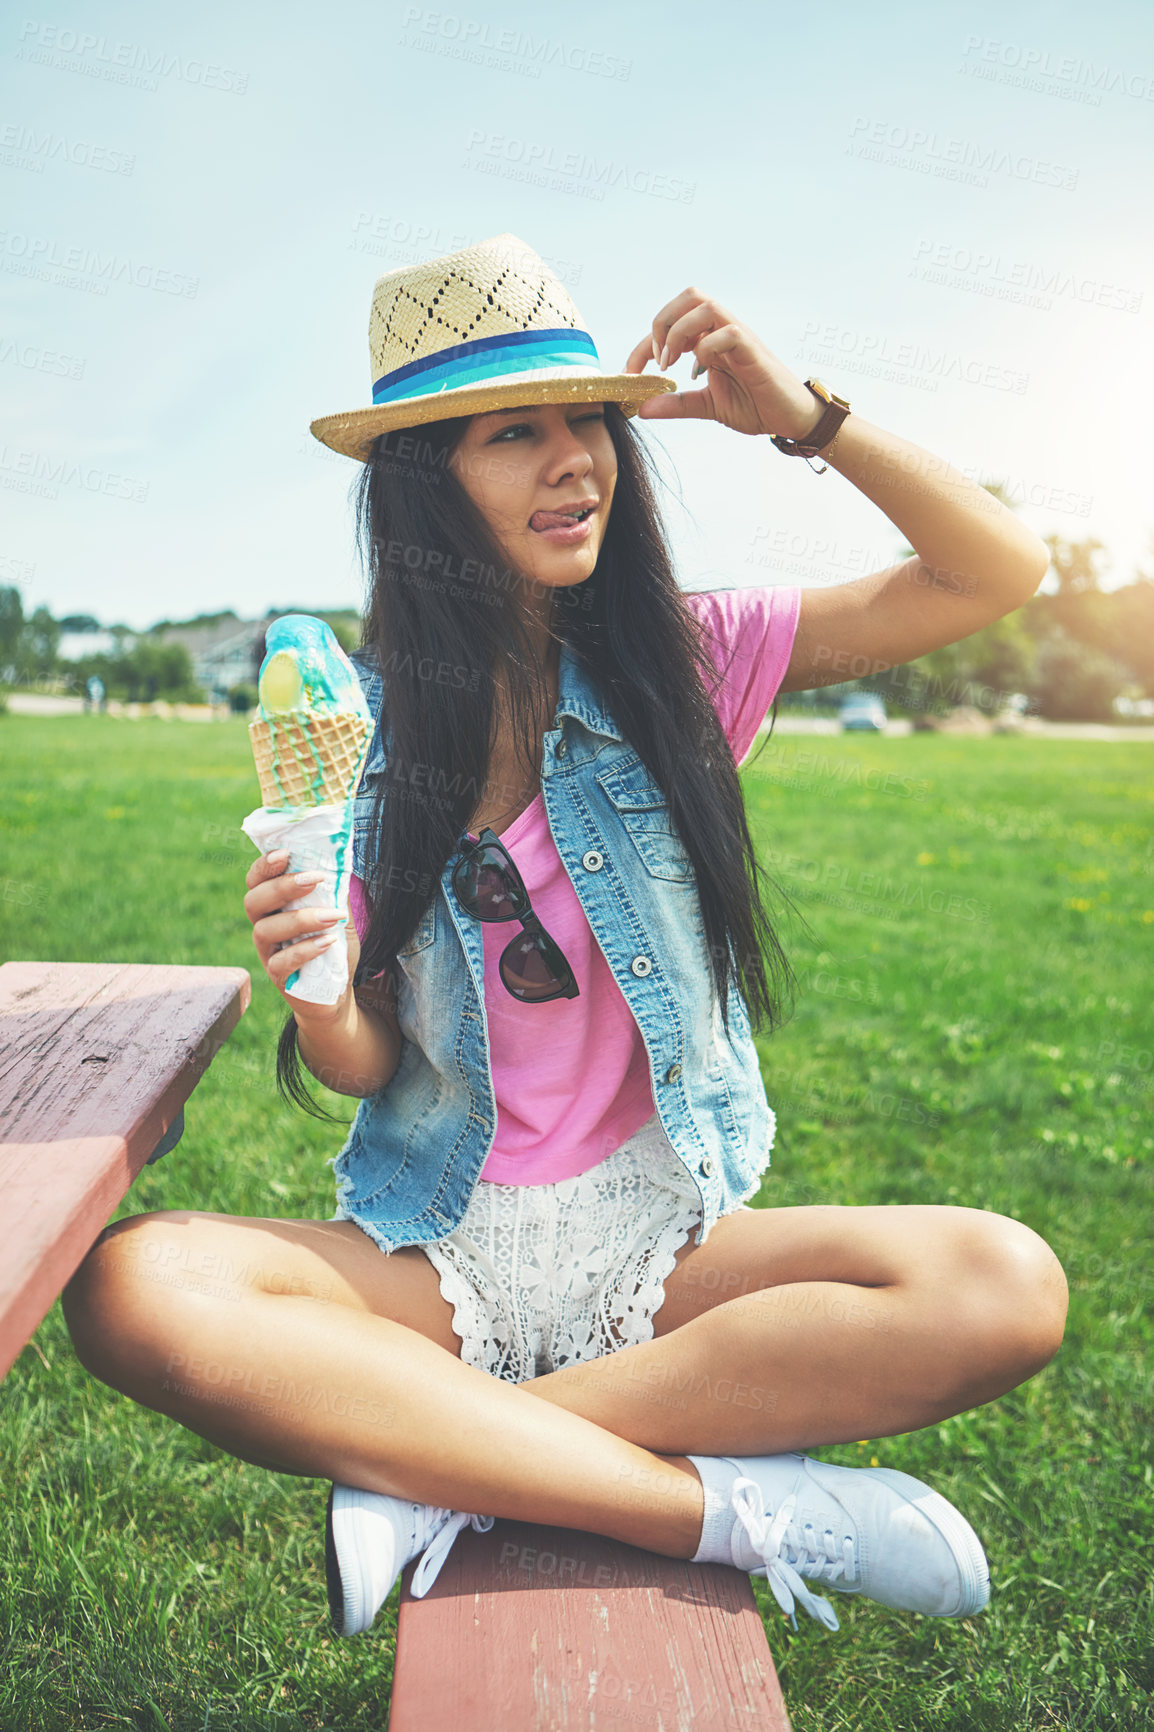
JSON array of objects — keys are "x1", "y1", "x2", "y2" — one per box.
[
  {"x1": 61, "y1": 1210, "x2": 187, "y2": 1386},
  {"x1": 946, "y1": 1208, "x2": 1068, "y2": 1389}
]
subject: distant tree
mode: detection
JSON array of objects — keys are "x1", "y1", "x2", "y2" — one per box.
[
  {"x1": 1019, "y1": 533, "x2": 1149, "y2": 712},
  {"x1": 1023, "y1": 534, "x2": 1115, "y2": 659},
  {"x1": 1046, "y1": 533, "x2": 1110, "y2": 595},
  {"x1": 963, "y1": 611, "x2": 1039, "y2": 697},
  {"x1": 856, "y1": 505, "x2": 1154, "y2": 719},
  {"x1": 70, "y1": 641, "x2": 204, "y2": 703},
  {"x1": 865, "y1": 612, "x2": 1038, "y2": 716},
  {"x1": 323, "y1": 617, "x2": 361, "y2": 656},
  {"x1": 20, "y1": 606, "x2": 61, "y2": 679},
  {"x1": 1030, "y1": 629, "x2": 1134, "y2": 722},
  {"x1": 0, "y1": 586, "x2": 23, "y2": 679},
  {"x1": 149, "y1": 609, "x2": 239, "y2": 635},
  {"x1": 57, "y1": 613, "x2": 102, "y2": 633},
  {"x1": 1100, "y1": 575, "x2": 1154, "y2": 696}
]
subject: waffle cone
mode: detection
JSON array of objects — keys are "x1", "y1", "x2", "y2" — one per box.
[{"x1": 249, "y1": 710, "x2": 373, "y2": 810}]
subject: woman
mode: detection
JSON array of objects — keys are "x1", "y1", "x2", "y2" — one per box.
[{"x1": 63, "y1": 234, "x2": 1067, "y2": 1641}]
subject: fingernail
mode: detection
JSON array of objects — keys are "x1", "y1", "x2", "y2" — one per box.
[
  {"x1": 314, "y1": 931, "x2": 341, "y2": 950},
  {"x1": 659, "y1": 344, "x2": 671, "y2": 371},
  {"x1": 268, "y1": 850, "x2": 289, "y2": 867},
  {"x1": 295, "y1": 871, "x2": 326, "y2": 887},
  {"x1": 651, "y1": 336, "x2": 660, "y2": 363},
  {"x1": 691, "y1": 360, "x2": 703, "y2": 380}
]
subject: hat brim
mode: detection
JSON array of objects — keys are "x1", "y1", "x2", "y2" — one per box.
[{"x1": 309, "y1": 371, "x2": 679, "y2": 463}]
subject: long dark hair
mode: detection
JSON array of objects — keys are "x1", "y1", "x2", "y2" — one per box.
[{"x1": 276, "y1": 401, "x2": 798, "y2": 1120}]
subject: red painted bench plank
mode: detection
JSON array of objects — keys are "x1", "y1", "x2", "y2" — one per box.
[
  {"x1": 0, "y1": 960, "x2": 251, "y2": 1379},
  {"x1": 389, "y1": 1518, "x2": 791, "y2": 1730}
]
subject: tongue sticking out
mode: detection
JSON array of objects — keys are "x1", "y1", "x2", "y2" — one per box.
[{"x1": 530, "y1": 509, "x2": 583, "y2": 532}]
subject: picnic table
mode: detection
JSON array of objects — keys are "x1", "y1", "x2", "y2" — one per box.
[
  {"x1": 0, "y1": 959, "x2": 250, "y2": 1380},
  {"x1": 0, "y1": 958, "x2": 791, "y2": 1727}
]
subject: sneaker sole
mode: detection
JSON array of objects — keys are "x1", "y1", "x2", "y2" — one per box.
[
  {"x1": 850, "y1": 1466, "x2": 990, "y2": 1617},
  {"x1": 324, "y1": 1485, "x2": 347, "y2": 1635},
  {"x1": 325, "y1": 1485, "x2": 378, "y2": 1637}
]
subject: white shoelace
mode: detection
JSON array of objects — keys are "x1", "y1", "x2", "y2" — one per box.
[
  {"x1": 410, "y1": 1509, "x2": 496, "y2": 1599},
  {"x1": 730, "y1": 1478, "x2": 856, "y2": 1633}
]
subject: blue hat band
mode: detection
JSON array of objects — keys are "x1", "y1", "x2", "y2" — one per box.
[{"x1": 372, "y1": 327, "x2": 601, "y2": 406}]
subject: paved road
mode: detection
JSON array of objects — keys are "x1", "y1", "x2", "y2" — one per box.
[
  {"x1": 5, "y1": 694, "x2": 86, "y2": 715},
  {"x1": 764, "y1": 716, "x2": 1154, "y2": 742},
  {"x1": 4, "y1": 694, "x2": 221, "y2": 719}
]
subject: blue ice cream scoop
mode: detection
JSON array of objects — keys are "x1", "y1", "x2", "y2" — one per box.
[{"x1": 257, "y1": 614, "x2": 370, "y2": 721}]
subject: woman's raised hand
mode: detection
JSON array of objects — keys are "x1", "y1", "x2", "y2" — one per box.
[
  {"x1": 623, "y1": 287, "x2": 821, "y2": 442},
  {"x1": 242, "y1": 850, "x2": 360, "y2": 1023}
]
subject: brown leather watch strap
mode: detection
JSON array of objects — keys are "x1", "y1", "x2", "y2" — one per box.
[{"x1": 770, "y1": 380, "x2": 851, "y2": 467}]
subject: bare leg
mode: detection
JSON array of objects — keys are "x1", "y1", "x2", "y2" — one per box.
[
  {"x1": 61, "y1": 1202, "x2": 1065, "y2": 1563},
  {"x1": 61, "y1": 1212, "x2": 706, "y2": 1560},
  {"x1": 524, "y1": 1203, "x2": 1068, "y2": 1454}
]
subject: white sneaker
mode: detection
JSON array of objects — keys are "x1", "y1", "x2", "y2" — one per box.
[
  {"x1": 325, "y1": 1482, "x2": 495, "y2": 1636},
  {"x1": 693, "y1": 1452, "x2": 989, "y2": 1632}
]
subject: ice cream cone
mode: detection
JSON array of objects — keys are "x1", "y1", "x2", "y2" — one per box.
[
  {"x1": 249, "y1": 708, "x2": 373, "y2": 810},
  {"x1": 243, "y1": 616, "x2": 376, "y2": 1006}
]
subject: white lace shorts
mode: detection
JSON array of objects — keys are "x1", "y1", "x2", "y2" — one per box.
[{"x1": 338, "y1": 1112, "x2": 749, "y2": 1384}]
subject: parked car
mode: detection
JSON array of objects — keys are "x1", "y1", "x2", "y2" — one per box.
[{"x1": 838, "y1": 694, "x2": 887, "y2": 732}]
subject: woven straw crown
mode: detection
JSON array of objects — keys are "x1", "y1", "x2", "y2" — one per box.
[{"x1": 310, "y1": 231, "x2": 675, "y2": 462}]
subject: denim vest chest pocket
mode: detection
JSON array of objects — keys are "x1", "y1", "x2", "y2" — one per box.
[
  {"x1": 397, "y1": 899, "x2": 437, "y2": 957},
  {"x1": 595, "y1": 757, "x2": 694, "y2": 884}
]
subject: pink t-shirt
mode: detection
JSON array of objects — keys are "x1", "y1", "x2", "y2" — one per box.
[{"x1": 349, "y1": 584, "x2": 801, "y2": 1185}]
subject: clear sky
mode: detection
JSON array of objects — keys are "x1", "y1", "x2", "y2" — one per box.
[{"x1": 2, "y1": 0, "x2": 1152, "y2": 630}]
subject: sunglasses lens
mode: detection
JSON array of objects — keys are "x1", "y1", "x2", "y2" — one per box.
[
  {"x1": 454, "y1": 844, "x2": 527, "y2": 921},
  {"x1": 500, "y1": 931, "x2": 572, "y2": 1002}
]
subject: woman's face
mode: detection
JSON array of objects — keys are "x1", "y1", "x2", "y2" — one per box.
[{"x1": 449, "y1": 401, "x2": 618, "y2": 595}]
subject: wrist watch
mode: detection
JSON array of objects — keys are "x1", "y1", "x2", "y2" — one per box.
[{"x1": 770, "y1": 379, "x2": 852, "y2": 473}]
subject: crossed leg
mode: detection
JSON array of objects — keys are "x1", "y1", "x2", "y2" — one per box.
[
  {"x1": 60, "y1": 1200, "x2": 1067, "y2": 1561},
  {"x1": 530, "y1": 1202, "x2": 1069, "y2": 1454}
]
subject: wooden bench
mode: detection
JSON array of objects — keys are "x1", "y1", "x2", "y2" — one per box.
[
  {"x1": 0, "y1": 959, "x2": 250, "y2": 1380},
  {"x1": 389, "y1": 1516, "x2": 792, "y2": 1729}
]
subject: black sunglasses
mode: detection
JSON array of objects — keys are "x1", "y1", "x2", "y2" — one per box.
[{"x1": 451, "y1": 827, "x2": 579, "y2": 1003}]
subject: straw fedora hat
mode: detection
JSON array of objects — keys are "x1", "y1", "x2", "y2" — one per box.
[{"x1": 309, "y1": 231, "x2": 677, "y2": 462}]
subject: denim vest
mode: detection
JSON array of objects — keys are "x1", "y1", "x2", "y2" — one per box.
[{"x1": 326, "y1": 640, "x2": 776, "y2": 1254}]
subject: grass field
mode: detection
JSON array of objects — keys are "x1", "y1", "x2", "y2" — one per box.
[{"x1": 1, "y1": 714, "x2": 1151, "y2": 1732}]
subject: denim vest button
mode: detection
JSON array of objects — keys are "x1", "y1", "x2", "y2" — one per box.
[
  {"x1": 630, "y1": 955, "x2": 652, "y2": 977},
  {"x1": 582, "y1": 849, "x2": 604, "y2": 871},
  {"x1": 664, "y1": 1062, "x2": 682, "y2": 1083},
  {"x1": 556, "y1": 738, "x2": 568, "y2": 757},
  {"x1": 701, "y1": 1156, "x2": 715, "y2": 1177}
]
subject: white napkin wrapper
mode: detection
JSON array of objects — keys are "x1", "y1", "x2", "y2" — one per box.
[{"x1": 241, "y1": 802, "x2": 357, "y2": 1007}]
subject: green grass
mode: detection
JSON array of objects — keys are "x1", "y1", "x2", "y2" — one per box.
[{"x1": 2, "y1": 714, "x2": 1152, "y2": 1731}]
